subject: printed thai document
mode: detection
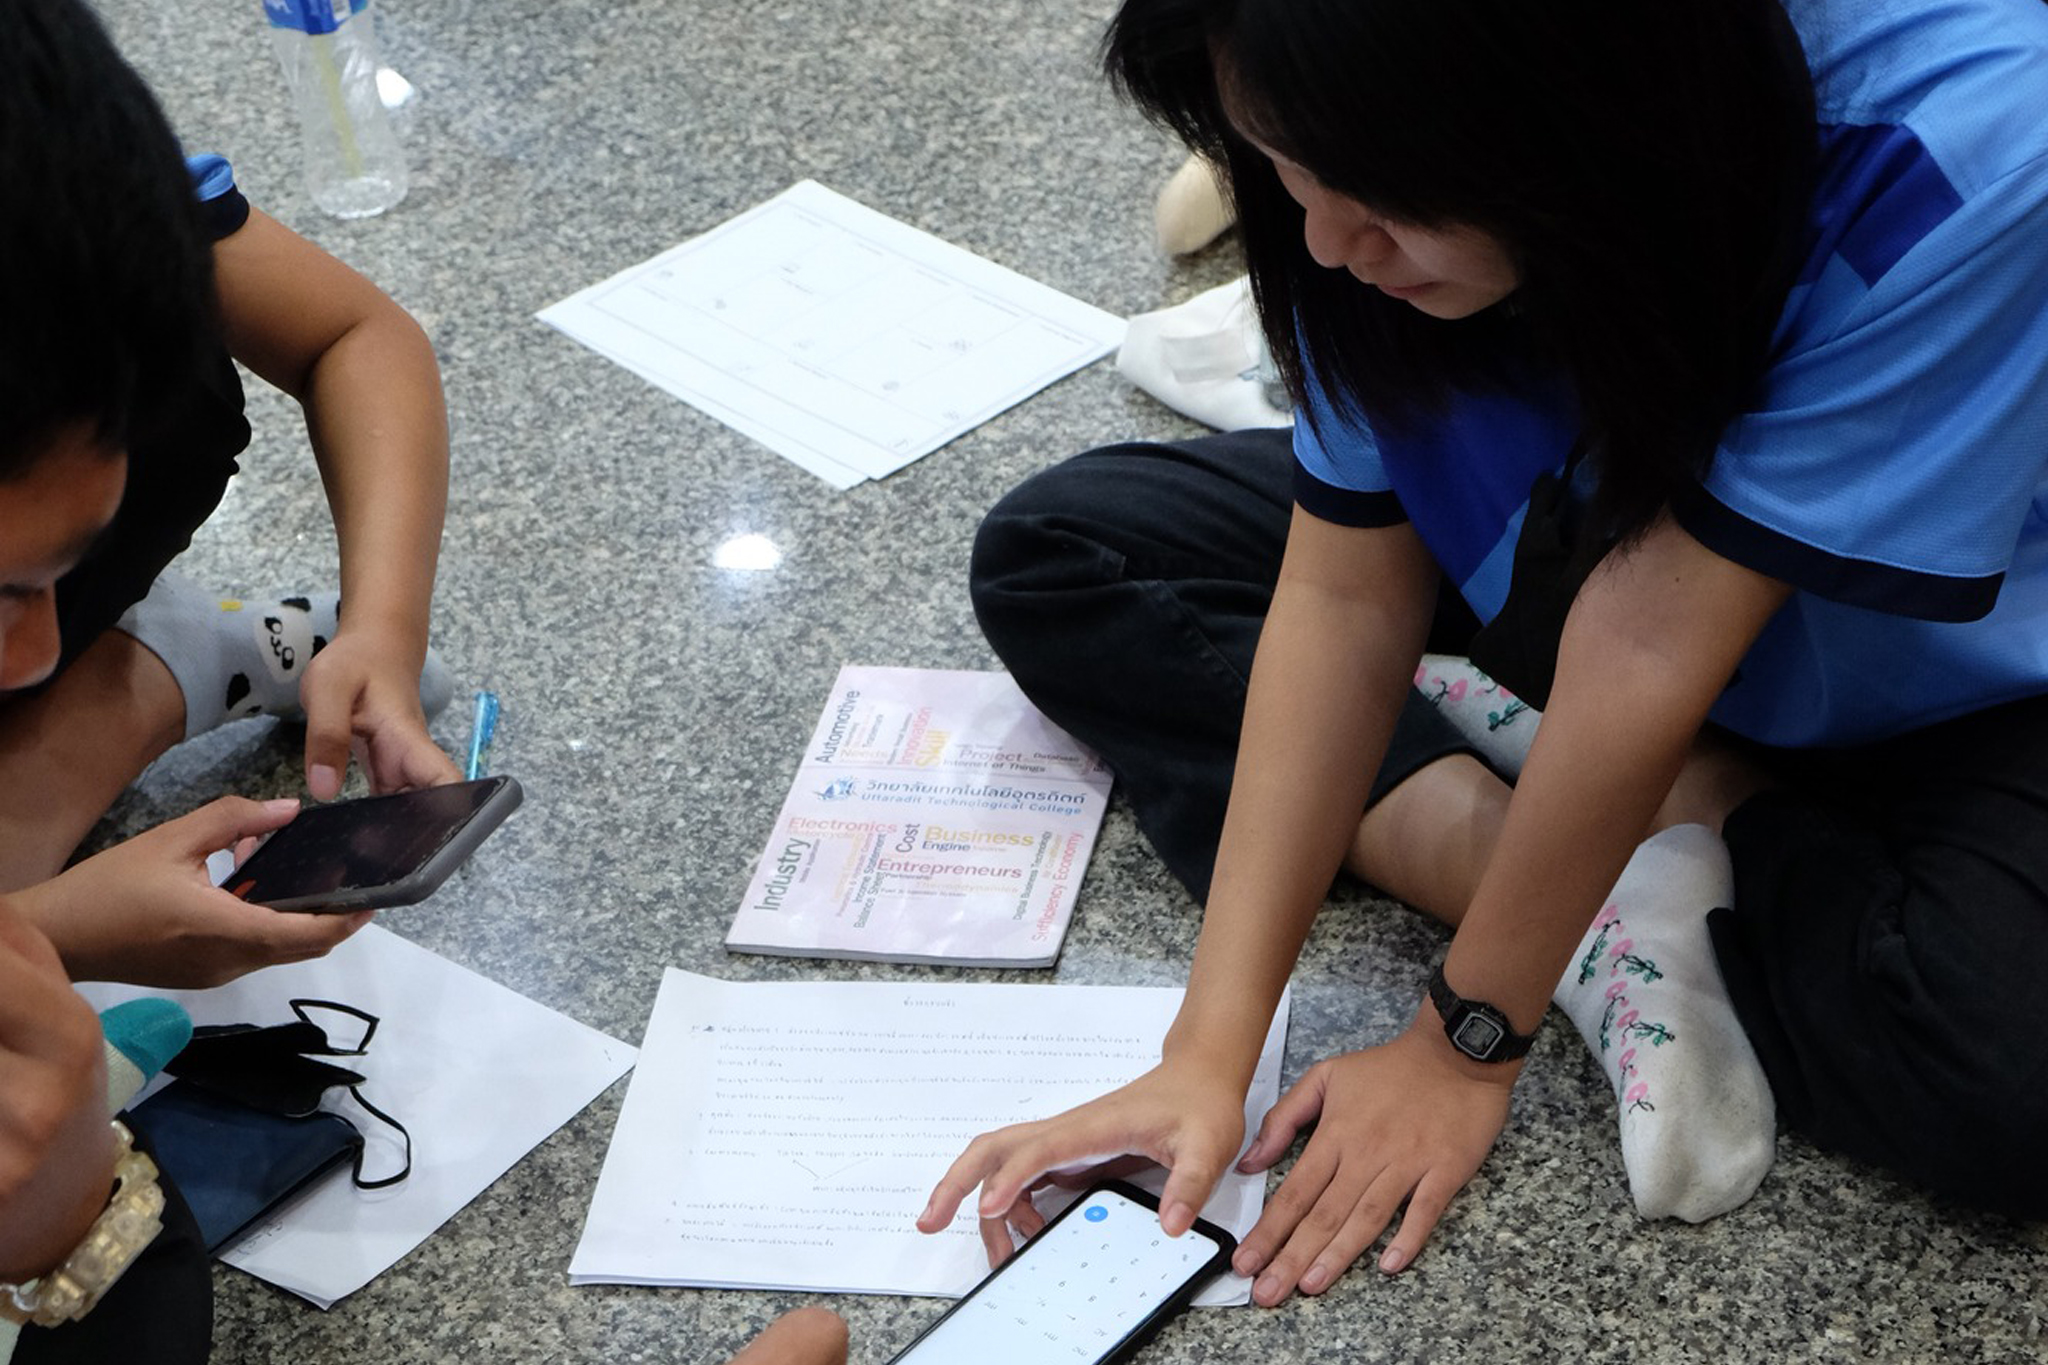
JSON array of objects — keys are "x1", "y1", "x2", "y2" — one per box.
[
  {"x1": 537, "y1": 180, "x2": 1125, "y2": 488},
  {"x1": 725, "y1": 665, "x2": 1114, "y2": 967},
  {"x1": 80, "y1": 926, "x2": 637, "y2": 1308},
  {"x1": 569, "y1": 971, "x2": 1290, "y2": 1307}
]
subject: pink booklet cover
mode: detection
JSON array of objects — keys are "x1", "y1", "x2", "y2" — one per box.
[{"x1": 725, "y1": 666, "x2": 1114, "y2": 966}]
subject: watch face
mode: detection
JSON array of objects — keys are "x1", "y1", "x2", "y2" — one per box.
[{"x1": 1452, "y1": 1013, "x2": 1506, "y2": 1059}]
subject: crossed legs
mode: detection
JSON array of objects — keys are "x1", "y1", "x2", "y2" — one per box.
[{"x1": 973, "y1": 430, "x2": 1776, "y2": 1219}]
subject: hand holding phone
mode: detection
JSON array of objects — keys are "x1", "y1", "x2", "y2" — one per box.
[
  {"x1": 888, "y1": 1181, "x2": 1237, "y2": 1365},
  {"x1": 14, "y1": 796, "x2": 370, "y2": 988},
  {"x1": 226, "y1": 776, "x2": 523, "y2": 913}
]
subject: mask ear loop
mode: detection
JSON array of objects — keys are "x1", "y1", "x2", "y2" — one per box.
[
  {"x1": 290, "y1": 998, "x2": 380, "y2": 1056},
  {"x1": 288, "y1": 998, "x2": 412, "y2": 1188},
  {"x1": 344, "y1": 1086, "x2": 413, "y2": 1189}
]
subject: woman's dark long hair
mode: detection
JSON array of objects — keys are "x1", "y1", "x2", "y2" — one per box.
[{"x1": 1106, "y1": 0, "x2": 1818, "y2": 542}]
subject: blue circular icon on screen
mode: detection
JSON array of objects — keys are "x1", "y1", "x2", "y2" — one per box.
[{"x1": 1085, "y1": 1205, "x2": 1109, "y2": 1222}]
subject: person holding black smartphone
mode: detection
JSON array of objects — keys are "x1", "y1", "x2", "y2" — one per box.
[
  {"x1": 0, "y1": 0, "x2": 466, "y2": 989},
  {"x1": 0, "y1": 0, "x2": 463, "y2": 869}
]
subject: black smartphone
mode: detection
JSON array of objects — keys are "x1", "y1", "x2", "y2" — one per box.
[
  {"x1": 225, "y1": 775, "x2": 523, "y2": 913},
  {"x1": 887, "y1": 1180, "x2": 1238, "y2": 1365}
]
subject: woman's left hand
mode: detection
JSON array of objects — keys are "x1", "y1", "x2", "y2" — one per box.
[
  {"x1": 1231, "y1": 1011, "x2": 1515, "y2": 1304},
  {"x1": 296, "y1": 630, "x2": 460, "y2": 799}
]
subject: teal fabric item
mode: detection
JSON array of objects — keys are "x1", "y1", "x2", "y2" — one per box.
[{"x1": 99, "y1": 999, "x2": 193, "y2": 1112}]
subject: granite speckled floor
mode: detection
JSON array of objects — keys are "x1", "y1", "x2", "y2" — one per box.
[{"x1": 83, "y1": 0, "x2": 2048, "y2": 1360}]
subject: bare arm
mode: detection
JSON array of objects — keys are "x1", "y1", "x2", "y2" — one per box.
[
  {"x1": 1447, "y1": 514, "x2": 1792, "y2": 1029},
  {"x1": 0, "y1": 898, "x2": 115, "y2": 1283},
  {"x1": 213, "y1": 208, "x2": 458, "y2": 797},
  {"x1": 727, "y1": 1307, "x2": 849, "y2": 1365},
  {"x1": 1224, "y1": 512, "x2": 1793, "y2": 1300},
  {"x1": 1165, "y1": 509, "x2": 1439, "y2": 1091},
  {"x1": 922, "y1": 509, "x2": 1440, "y2": 1240},
  {"x1": 15, "y1": 797, "x2": 370, "y2": 989}
]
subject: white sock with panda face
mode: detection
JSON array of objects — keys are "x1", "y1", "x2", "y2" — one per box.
[
  {"x1": 115, "y1": 571, "x2": 452, "y2": 740},
  {"x1": 1552, "y1": 823, "x2": 1777, "y2": 1222}
]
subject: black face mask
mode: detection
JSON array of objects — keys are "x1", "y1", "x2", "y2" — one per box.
[{"x1": 165, "y1": 998, "x2": 413, "y2": 1188}]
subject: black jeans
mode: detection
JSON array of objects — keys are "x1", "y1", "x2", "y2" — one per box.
[
  {"x1": 971, "y1": 430, "x2": 2048, "y2": 1220},
  {"x1": 1715, "y1": 696, "x2": 2048, "y2": 1219},
  {"x1": 970, "y1": 429, "x2": 1474, "y2": 906}
]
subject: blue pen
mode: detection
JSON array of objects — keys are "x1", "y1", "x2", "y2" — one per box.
[{"x1": 465, "y1": 689, "x2": 500, "y2": 781}]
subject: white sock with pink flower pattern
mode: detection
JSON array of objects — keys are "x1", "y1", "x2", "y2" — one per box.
[
  {"x1": 1551, "y1": 823, "x2": 1776, "y2": 1222},
  {"x1": 1413, "y1": 653, "x2": 1539, "y2": 778}
]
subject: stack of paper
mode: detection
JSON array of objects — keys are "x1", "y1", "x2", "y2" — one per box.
[
  {"x1": 538, "y1": 181, "x2": 1125, "y2": 488},
  {"x1": 569, "y1": 971, "x2": 1289, "y2": 1307}
]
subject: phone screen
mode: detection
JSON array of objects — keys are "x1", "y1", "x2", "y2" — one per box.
[
  {"x1": 227, "y1": 777, "x2": 516, "y2": 908},
  {"x1": 890, "y1": 1185, "x2": 1233, "y2": 1365}
]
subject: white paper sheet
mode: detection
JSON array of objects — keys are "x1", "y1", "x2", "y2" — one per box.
[
  {"x1": 80, "y1": 926, "x2": 637, "y2": 1307},
  {"x1": 537, "y1": 181, "x2": 1126, "y2": 487},
  {"x1": 569, "y1": 971, "x2": 1289, "y2": 1307}
]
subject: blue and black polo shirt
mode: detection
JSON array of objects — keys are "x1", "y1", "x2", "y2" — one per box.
[{"x1": 1292, "y1": 0, "x2": 2048, "y2": 747}]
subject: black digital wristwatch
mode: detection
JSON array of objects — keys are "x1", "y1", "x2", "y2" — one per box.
[{"x1": 1427, "y1": 963, "x2": 1538, "y2": 1063}]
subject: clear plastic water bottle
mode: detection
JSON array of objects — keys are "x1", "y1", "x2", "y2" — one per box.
[{"x1": 264, "y1": 0, "x2": 409, "y2": 219}]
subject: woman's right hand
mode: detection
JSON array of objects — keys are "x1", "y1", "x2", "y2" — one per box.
[{"x1": 917, "y1": 1059, "x2": 1250, "y2": 1266}]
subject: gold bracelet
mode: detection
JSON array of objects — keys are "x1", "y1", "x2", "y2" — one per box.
[{"x1": 0, "y1": 1121, "x2": 165, "y2": 1328}]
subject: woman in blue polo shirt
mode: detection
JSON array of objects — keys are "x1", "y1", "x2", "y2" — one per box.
[{"x1": 922, "y1": 0, "x2": 2048, "y2": 1305}]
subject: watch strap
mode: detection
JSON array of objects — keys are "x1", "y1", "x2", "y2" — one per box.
[{"x1": 1428, "y1": 963, "x2": 1538, "y2": 1062}]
